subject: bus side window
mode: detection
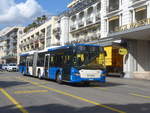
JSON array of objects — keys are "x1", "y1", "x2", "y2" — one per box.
[{"x1": 50, "y1": 56, "x2": 54, "y2": 66}]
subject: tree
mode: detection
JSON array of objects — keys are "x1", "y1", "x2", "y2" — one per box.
[
  {"x1": 41, "y1": 15, "x2": 47, "y2": 23},
  {"x1": 36, "y1": 17, "x2": 42, "y2": 25}
]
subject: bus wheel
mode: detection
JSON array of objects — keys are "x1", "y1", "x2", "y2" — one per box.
[
  {"x1": 84, "y1": 82, "x2": 90, "y2": 86},
  {"x1": 38, "y1": 70, "x2": 42, "y2": 79},
  {"x1": 56, "y1": 72, "x2": 63, "y2": 84}
]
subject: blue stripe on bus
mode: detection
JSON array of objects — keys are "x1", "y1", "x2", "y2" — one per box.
[
  {"x1": 48, "y1": 67, "x2": 62, "y2": 80},
  {"x1": 20, "y1": 53, "x2": 29, "y2": 56}
]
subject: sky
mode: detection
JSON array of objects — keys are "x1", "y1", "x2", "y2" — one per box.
[{"x1": 0, "y1": 0, "x2": 72, "y2": 29}]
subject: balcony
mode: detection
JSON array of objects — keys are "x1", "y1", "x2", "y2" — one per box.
[
  {"x1": 67, "y1": 0, "x2": 99, "y2": 16},
  {"x1": 51, "y1": 41, "x2": 61, "y2": 46},
  {"x1": 38, "y1": 46, "x2": 44, "y2": 50},
  {"x1": 4, "y1": 48, "x2": 9, "y2": 52},
  {"x1": 86, "y1": 17, "x2": 93, "y2": 25},
  {"x1": 39, "y1": 34, "x2": 45, "y2": 40},
  {"x1": 70, "y1": 25, "x2": 76, "y2": 31},
  {"x1": 96, "y1": 13, "x2": 100, "y2": 22},
  {"x1": 53, "y1": 28, "x2": 60, "y2": 36},
  {"x1": 78, "y1": 21, "x2": 84, "y2": 28},
  {"x1": 2, "y1": 53, "x2": 17, "y2": 59}
]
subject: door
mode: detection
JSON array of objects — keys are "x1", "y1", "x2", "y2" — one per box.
[
  {"x1": 44, "y1": 54, "x2": 50, "y2": 78},
  {"x1": 33, "y1": 52, "x2": 38, "y2": 76},
  {"x1": 26, "y1": 59, "x2": 29, "y2": 74}
]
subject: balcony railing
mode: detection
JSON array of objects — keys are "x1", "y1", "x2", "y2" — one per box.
[
  {"x1": 86, "y1": 17, "x2": 93, "y2": 25},
  {"x1": 113, "y1": 18, "x2": 150, "y2": 33},
  {"x1": 53, "y1": 28, "x2": 60, "y2": 36},
  {"x1": 96, "y1": 13, "x2": 100, "y2": 21},
  {"x1": 78, "y1": 21, "x2": 84, "y2": 28},
  {"x1": 108, "y1": 5, "x2": 119, "y2": 12},
  {"x1": 38, "y1": 46, "x2": 44, "y2": 50},
  {"x1": 2, "y1": 54, "x2": 17, "y2": 59},
  {"x1": 59, "y1": 0, "x2": 99, "y2": 17},
  {"x1": 38, "y1": 34, "x2": 45, "y2": 40},
  {"x1": 70, "y1": 25, "x2": 76, "y2": 31}
]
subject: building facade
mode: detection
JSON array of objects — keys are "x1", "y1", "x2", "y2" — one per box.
[
  {"x1": 0, "y1": 27, "x2": 23, "y2": 64},
  {"x1": 19, "y1": 16, "x2": 59, "y2": 53},
  {"x1": 100, "y1": 0, "x2": 150, "y2": 79}
]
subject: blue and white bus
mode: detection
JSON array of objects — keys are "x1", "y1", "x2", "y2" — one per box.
[{"x1": 19, "y1": 44, "x2": 107, "y2": 84}]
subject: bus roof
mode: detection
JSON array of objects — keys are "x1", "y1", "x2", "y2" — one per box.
[
  {"x1": 20, "y1": 50, "x2": 37, "y2": 56},
  {"x1": 48, "y1": 43, "x2": 101, "y2": 52}
]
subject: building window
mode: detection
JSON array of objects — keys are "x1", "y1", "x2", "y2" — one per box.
[
  {"x1": 97, "y1": 3, "x2": 101, "y2": 12},
  {"x1": 108, "y1": 0, "x2": 119, "y2": 12},
  {"x1": 86, "y1": 7, "x2": 94, "y2": 25},
  {"x1": 46, "y1": 25, "x2": 51, "y2": 47},
  {"x1": 108, "y1": 16, "x2": 119, "y2": 33},
  {"x1": 78, "y1": 12, "x2": 84, "y2": 27},
  {"x1": 135, "y1": 7, "x2": 147, "y2": 22}
]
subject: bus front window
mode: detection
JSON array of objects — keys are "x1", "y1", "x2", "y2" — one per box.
[{"x1": 73, "y1": 46, "x2": 105, "y2": 70}]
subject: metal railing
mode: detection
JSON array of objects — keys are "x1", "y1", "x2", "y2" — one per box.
[
  {"x1": 78, "y1": 21, "x2": 84, "y2": 28},
  {"x1": 58, "y1": 0, "x2": 99, "y2": 17},
  {"x1": 70, "y1": 25, "x2": 76, "y2": 31},
  {"x1": 86, "y1": 17, "x2": 93, "y2": 25}
]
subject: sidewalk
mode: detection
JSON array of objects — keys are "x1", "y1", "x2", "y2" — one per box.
[{"x1": 106, "y1": 77, "x2": 150, "y2": 88}]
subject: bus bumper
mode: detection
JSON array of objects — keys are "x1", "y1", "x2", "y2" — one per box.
[{"x1": 70, "y1": 75, "x2": 106, "y2": 83}]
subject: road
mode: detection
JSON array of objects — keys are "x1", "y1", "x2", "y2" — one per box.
[{"x1": 0, "y1": 72, "x2": 150, "y2": 113}]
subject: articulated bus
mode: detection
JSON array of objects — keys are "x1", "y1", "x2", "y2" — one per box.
[{"x1": 19, "y1": 44, "x2": 107, "y2": 84}]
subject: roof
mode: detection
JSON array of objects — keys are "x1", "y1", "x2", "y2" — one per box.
[{"x1": 48, "y1": 43, "x2": 101, "y2": 52}]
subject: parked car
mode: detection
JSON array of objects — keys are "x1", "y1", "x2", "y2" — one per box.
[
  {"x1": 0, "y1": 64, "x2": 2, "y2": 71},
  {"x1": 7, "y1": 63, "x2": 18, "y2": 72},
  {"x1": 2, "y1": 64, "x2": 9, "y2": 70}
]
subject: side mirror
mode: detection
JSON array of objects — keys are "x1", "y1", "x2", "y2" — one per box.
[{"x1": 73, "y1": 57, "x2": 77, "y2": 63}]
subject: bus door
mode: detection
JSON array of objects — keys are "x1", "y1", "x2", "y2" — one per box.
[
  {"x1": 44, "y1": 54, "x2": 50, "y2": 78},
  {"x1": 26, "y1": 57, "x2": 29, "y2": 74},
  {"x1": 33, "y1": 52, "x2": 38, "y2": 76}
]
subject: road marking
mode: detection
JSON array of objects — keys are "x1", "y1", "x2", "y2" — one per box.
[
  {"x1": 17, "y1": 77, "x2": 126, "y2": 113},
  {"x1": 15, "y1": 86, "x2": 36, "y2": 89},
  {"x1": 14, "y1": 90, "x2": 48, "y2": 94},
  {"x1": 0, "y1": 88, "x2": 29, "y2": 113},
  {"x1": 129, "y1": 93, "x2": 150, "y2": 99}
]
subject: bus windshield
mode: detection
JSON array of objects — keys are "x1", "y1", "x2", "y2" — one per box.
[{"x1": 73, "y1": 45, "x2": 105, "y2": 69}]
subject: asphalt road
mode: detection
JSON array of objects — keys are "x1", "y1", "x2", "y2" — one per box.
[{"x1": 0, "y1": 72, "x2": 150, "y2": 113}]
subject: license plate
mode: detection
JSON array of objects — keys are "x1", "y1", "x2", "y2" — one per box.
[{"x1": 87, "y1": 75, "x2": 95, "y2": 78}]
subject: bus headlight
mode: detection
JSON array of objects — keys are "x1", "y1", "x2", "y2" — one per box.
[{"x1": 74, "y1": 73, "x2": 80, "y2": 76}]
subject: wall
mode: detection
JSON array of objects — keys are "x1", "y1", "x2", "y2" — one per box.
[{"x1": 124, "y1": 40, "x2": 150, "y2": 79}]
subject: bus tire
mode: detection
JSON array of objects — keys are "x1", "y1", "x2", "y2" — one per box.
[
  {"x1": 84, "y1": 82, "x2": 90, "y2": 86},
  {"x1": 38, "y1": 69, "x2": 42, "y2": 79},
  {"x1": 56, "y1": 72, "x2": 63, "y2": 84}
]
